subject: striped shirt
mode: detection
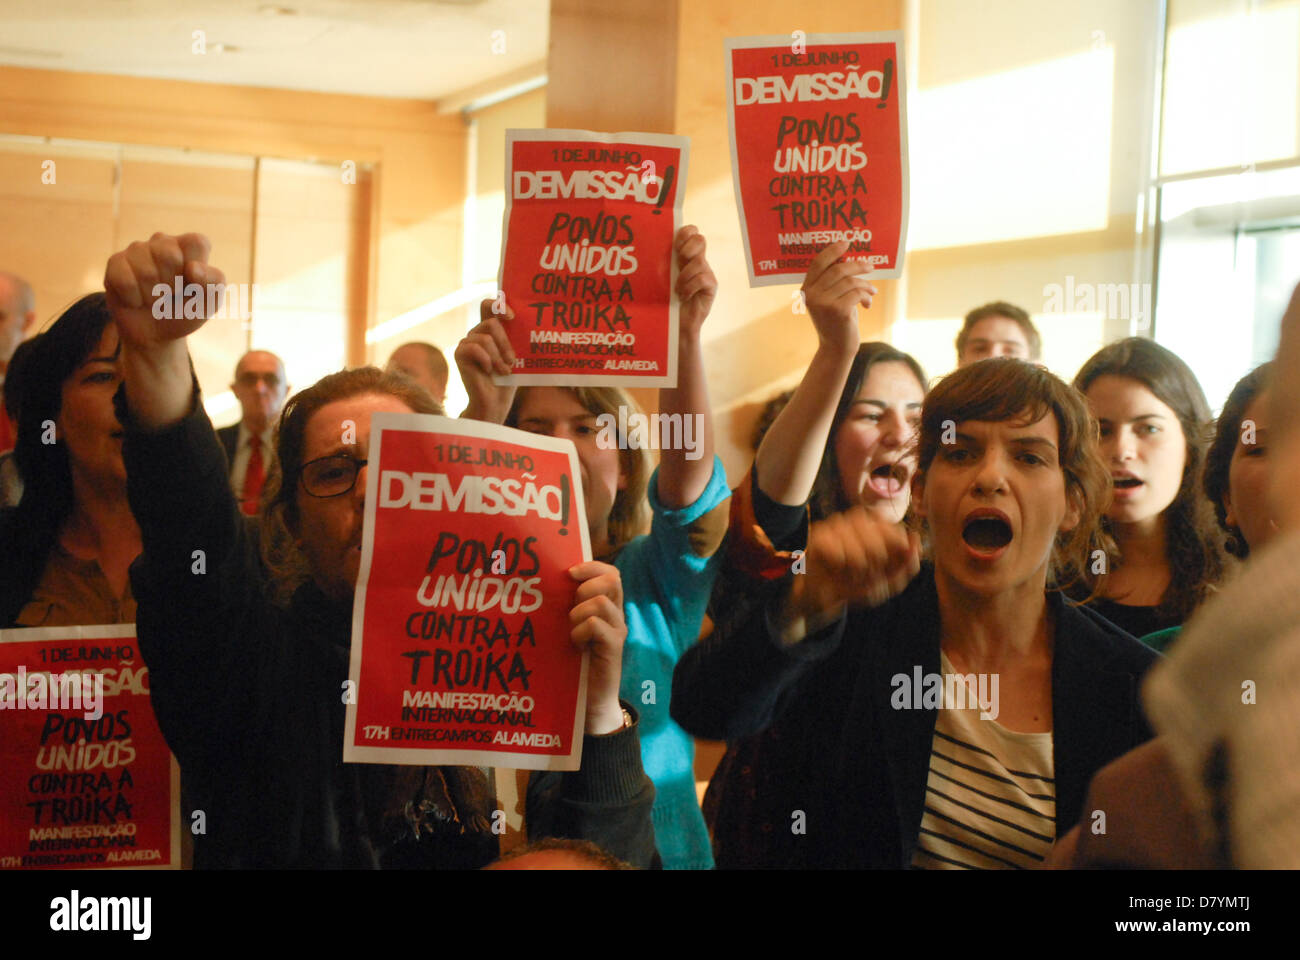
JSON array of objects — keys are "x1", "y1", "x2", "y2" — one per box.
[{"x1": 911, "y1": 653, "x2": 1056, "y2": 869}]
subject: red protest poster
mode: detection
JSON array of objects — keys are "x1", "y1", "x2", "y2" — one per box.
[
  {"x1": 0, "y1": 624, "x2": 181, "y2": 870},
  {"x1": 497, "y1": 128, "x2": 688, "y2": 387},
  {"x1": 726, "y1": 32, "x2": 908, "y2": 286},
  {"x1": 345, "y1": 413, "x2": 592, "y2": 770}
]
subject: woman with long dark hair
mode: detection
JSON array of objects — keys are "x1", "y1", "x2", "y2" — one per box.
[
  {"x1": 1204, "y1": 363, "x2": 1276, "y2": 559},
  {"x1": 0, "y1": 294, "x2": 140, "y2": 627},
  {"x1": 695, "y1": 242, "x2": 928, "y2": 867},
  {"x1": 1072, "y1": 338, "x2": 1226, "y2": 640}
]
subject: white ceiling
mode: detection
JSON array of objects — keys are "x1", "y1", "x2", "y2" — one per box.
[{"x1": 0, "y1": 0, "x2": 550, "y2": 100}]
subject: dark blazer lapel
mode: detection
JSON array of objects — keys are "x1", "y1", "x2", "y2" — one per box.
[
  {"x1": 217, "y1": 424, "x2": 239, "y2": 469},
  {"x1": 877, "y1": 571, "x2": 943, "y2": 866},
  {"x1": 1050, "y1": 594, "x2": 1145, "y2": 835}
]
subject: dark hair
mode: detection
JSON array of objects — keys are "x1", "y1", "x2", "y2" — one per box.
[
  {"x1": 1204, "y1": 363, "x2": 1272, "y2": 558},
  {"x1": 13, "y1": 294, "x2": 114, "y2": 522},
  {"x1": 3, "y1": 335, "x2": 38, "y2": 420},
  {"x1": 750, "y1": 388, "x2": 796, "y2": 452},
  {"x1": 956, "y1": 302, "x2": 1042, "y2": 361},
  {"x1": 3, "y1": 294, "x2": 114, "y2": 623},
  {"x1": 917, "y1": 358, "x2": 1112, "y2": 592},
  {"x1": 260, "y1": 366, "x2": 442, "y2": 593},
  {"x1": 1073, "y1": 337, "x2": 1224, "y2": 618},
  {"x1": 810, "y1": 342, "x2": 927, "y2": 521}
]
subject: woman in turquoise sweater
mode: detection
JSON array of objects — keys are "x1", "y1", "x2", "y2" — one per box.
[{"x1": 457, "y1": 225, "x2": 728, "y2": 869}]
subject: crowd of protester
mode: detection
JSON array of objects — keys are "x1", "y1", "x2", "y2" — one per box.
[{"x1": 1, "y1": 225, "x2": 1297, "y2": 871}]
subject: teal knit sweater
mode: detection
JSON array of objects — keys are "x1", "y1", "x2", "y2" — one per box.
[{"x1": 613, "y1": 457, "x2": 729, "y2": 869}]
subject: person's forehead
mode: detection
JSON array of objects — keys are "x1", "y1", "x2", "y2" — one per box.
[
  {"x1": 1243, "y1": 390, "x2": 1270, "y2": 418},
  {"x1": 954, "y1": 412, "x2": 1060, "y2": 441},
  {"x1": 1238, "y1": 392, "x2": 1270, "y2": 431},
  {"x1": 1086, "y1": 374, "x2": 1171, "y2": 415},
  {"x1": 858, "y1": 360, "x2": 924, "y2": 399},
  {"x1": 969, "y1": 316, "x2": 1027, "y2": 343},
  {"x1": 516, "y1": 388, "x2": 592, "y2": 420},
  {"x1": 238, "y1": 351, "x2": 283, "y2": 377},
  {"x1": 84, "y1": 322, "x2": 120, "y2": 360},
  {"x1": 302, "y1": 393, "x2": 413, "y2": 454},
  {"x1": 392, "y1": 345, "x2": 432, "y2": 371}
]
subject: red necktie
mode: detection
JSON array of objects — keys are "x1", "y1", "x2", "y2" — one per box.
[{"x1": 241, "y1": 436, "x2": 265, "y2": 516}]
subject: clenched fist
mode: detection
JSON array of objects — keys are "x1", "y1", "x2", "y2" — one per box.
[
  {"x1": 104, "y1": 232, "x2": 225, "y2": 350},
  {"x1": 779, "y1": 506, "x2": 922, "y2": 644},
  {"x1": 108, "y1": 232, "x2": 225, "y2": 429}
]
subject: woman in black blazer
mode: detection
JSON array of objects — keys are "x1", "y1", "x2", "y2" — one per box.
[{"x1": 673, "y1": 358, "x2": 1160, "y2": 868}]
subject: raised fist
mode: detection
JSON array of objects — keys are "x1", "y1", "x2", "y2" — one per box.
[
  {"x1": 104, "y1": 232, "x2": 225, "y2": 350},
  {"x1": 787, "y1": 505, "x2": 921, "y2": 629}
]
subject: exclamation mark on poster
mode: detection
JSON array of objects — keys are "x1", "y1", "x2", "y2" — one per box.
[
  {"x1": 652, "y1": 164, "x2": 675, "y2": 215},
  {"x1": 877, "y1": 58, "x2": 893, "y2": 108},
  {"x1": 558, "y1": 473, "x2": 571, "y2": 535}
]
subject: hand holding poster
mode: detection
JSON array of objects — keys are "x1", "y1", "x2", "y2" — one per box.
[
  {"x1": 345, "y1": 413, "x2": 592, "y2": 770},
  {"x1": 497, "y1": 129, "x2": 689, "y2": 387},
  {"x1": 726, "y1": 32, "x2": 908, "y2": 286},
  {"x1": 0, "y1": 624, "x2": 180, "y2": 870}
]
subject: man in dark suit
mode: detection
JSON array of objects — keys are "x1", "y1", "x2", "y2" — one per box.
[{"x1": 217, "y1": 350, "x2": 288, "y2": 515}]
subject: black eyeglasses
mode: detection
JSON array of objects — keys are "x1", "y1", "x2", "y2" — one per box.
[{"x1": 300, "y1": 455, "x2": 368, "y2": 498}]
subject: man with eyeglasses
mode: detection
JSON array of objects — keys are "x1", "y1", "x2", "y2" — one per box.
[{"x1": 218, "y1": 350, "x2": 289, "y2": 515}]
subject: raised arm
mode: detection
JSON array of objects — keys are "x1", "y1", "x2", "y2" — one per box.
[
  {"x1": 105, "y1": 233, "x2": 269, "y2": 769},
  {"x1": 655, "y1": 225, "x2": 717, "y2": 509},
  {"x1": 108, "y1": 232, "x2": 221, "y2": 428},
  {"x1": 672, "y1": 503, "x2": 919, "y2": 739},
  {"x1": 754, "y1": 240, "x2": 873, "y2": 505}
]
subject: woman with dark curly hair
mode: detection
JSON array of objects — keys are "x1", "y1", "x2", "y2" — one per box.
[
  {"x1": 1072, "y1": 338, "x2": 1226, "y2": 642},
  {"x1": 1204, "y1": 363, "x2": 1276, "y2": 559}
]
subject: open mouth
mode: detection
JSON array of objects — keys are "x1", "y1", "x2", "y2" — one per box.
[
  {"x1": 962, "y1": 514, "x2": 1013, "y2": 553},
  {"x1": 1113, "y1": 477, "x2": 1143, "y2": 489},
  {"x1": 866, "y1": 462, "x2": 908, "y2": 497}
]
